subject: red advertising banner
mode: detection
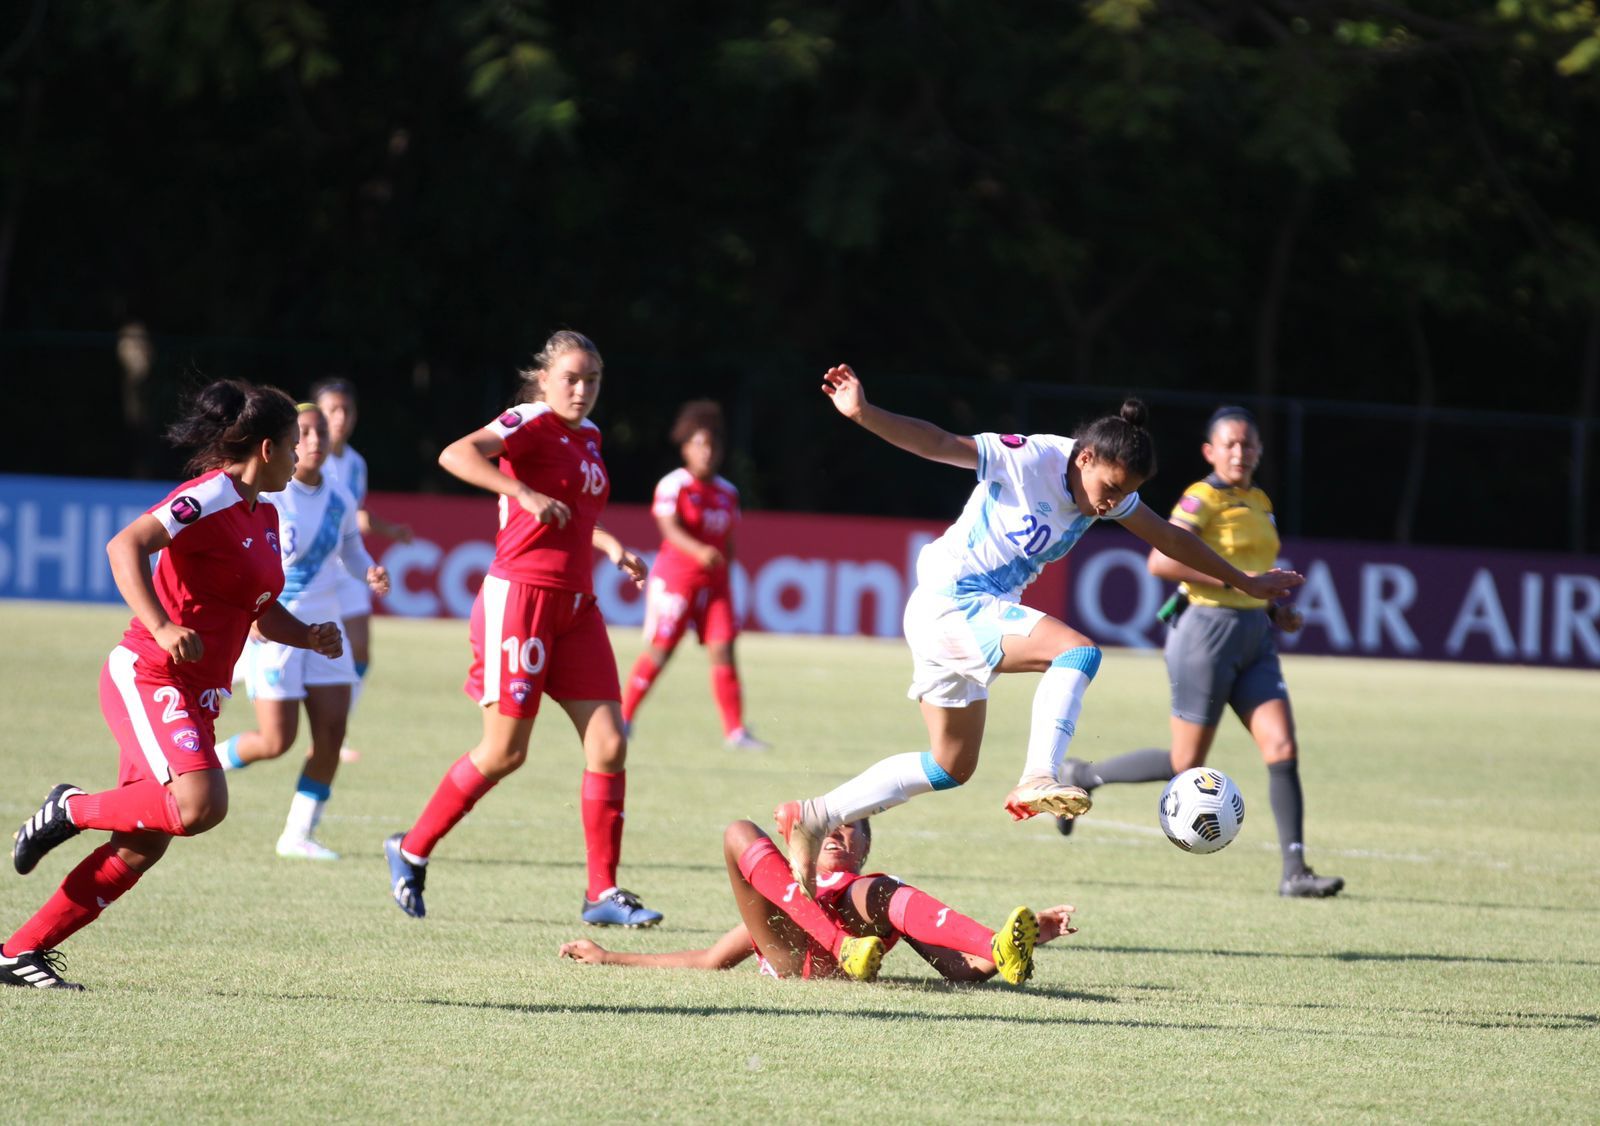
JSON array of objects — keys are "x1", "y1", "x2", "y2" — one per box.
[
  {"x1": 363, "y1": 492, "x2": 1599, "y2": 668},
  {"x1": 363, "y1": 492, "x2": 1067, "y2": 637}
]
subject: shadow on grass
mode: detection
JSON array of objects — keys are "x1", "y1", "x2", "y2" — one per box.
[{"x1": 1069, "y1": 943, "x2": 1600, "y2": 969}]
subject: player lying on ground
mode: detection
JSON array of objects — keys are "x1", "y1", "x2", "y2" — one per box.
[{"x1": 559, "y1": 818, "x2": 1077, "y2": 984}]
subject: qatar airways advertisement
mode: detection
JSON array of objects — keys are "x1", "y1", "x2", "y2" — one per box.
[{"x1": 2, "y1": 475, "x2": 1596, "y2": 669}]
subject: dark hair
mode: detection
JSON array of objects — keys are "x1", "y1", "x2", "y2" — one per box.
[
  {"x1": 166, "y1": 379, "x2": 299, "y2": 474},
  {"x1": 1205, "y1": 405, "x2": 1257, "y2": 439},
  {"x1": 670, "y1": 399, "x2": 725, "y2": 447},
  {"x1": 515, "y1": 330, "x2": 602, "y2": 404},
  {"x1": 1073, "y1": 397, "x2": 1156, "y2": 479},
  {"x1": 310, "y1": 376, "x2": 357, "y2": 403}
]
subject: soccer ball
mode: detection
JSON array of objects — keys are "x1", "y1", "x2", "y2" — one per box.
[{"x1": 1158, "y1": 768, "x2": 1244, "y2": 854}]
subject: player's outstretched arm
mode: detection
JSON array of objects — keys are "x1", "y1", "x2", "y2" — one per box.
[
  {"x1": 1125, "y1": 506, "x2": 1302, "y2": 601},
  {"x1": 822, "y1": 364, "x2": 978, "y2": 470},
  {"x1": 559, "y1": 925, "x2": 754, "y2": 971}
]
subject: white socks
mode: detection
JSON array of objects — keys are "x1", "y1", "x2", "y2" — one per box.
[{"x1": 1020, "y1": 647, "x2": 1102, "y2": 782}]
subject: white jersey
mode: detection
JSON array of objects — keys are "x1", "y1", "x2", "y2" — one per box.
[
  {"x1": 323, "y1": 445, "x2": 369, "y2": 507},
  {"x1": 267, "y1": 476, "x2": 375, "y2": 619},
  {"x1": 916, "y1": 432, "x2": 1141, "y2": 600}
]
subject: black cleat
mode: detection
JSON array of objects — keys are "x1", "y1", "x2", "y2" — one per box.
[
  {"x1": 0, "y1": 948, "x2": 86, "y2": 991},
  {"x1": 1055, "y1": 814, "x2": 1076, "y2": 837},
  {"x1": 384, "y1": 833, "x2": 427, "y2": 918},
  {"x1": 1280, "y1": 868, "x2": 1345, "y2": 898},
  {"x1": 13, "y1": 784, "x2": 84, "y2": 876}
]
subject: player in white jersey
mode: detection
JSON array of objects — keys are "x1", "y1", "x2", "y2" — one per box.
[
  {"x1": 774, "y1": 365, "x2": 1304, "y2": 891},
  {"x1": 218, "y1": 404, "x2": 390, "y2": 859},
  {"x1": 312, "y1": 378, "x2": 413, "y2": 762}
]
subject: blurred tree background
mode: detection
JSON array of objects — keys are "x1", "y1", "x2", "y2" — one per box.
[{"x1": 2, "y1": 0, "x2": 1597, "y2": 550}]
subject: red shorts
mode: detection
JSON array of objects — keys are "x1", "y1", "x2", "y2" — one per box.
[
  {"x1": 642, "y1": 568, "x2": 737, "y2": 650},
  {"x1": 465, "y1": 576, "x2": 621, "y2": 719},
  {"x1": 99, "y1": 645, "x2": 226, "y2": 784}
]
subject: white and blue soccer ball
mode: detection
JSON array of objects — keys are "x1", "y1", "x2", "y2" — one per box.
[{"x1": 1159, "y1": 768, "x2": 1245, "y2": 854}]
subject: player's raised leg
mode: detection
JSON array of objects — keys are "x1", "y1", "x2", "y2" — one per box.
[{"x1": 777, "y1": 700, "x2": 983, "y2": 894}]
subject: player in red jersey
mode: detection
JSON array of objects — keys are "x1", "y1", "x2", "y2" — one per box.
[
  {"x1": 4, "y1": 381, "x2": 344, "y2": 990},
  {"x1": 559, "y1": 818, "x2": 1079, "y2": 984},
  {"x1": 384, "y1": 330, "x2": 662, "y2": 927},
  {"x1": 621, "y1": 400, "x2": 768, "y2": 750}
]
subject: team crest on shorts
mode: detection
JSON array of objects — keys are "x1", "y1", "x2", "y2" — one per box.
[
  {"x1": 999, "y1": 434, "x2": 1027, "y2": 448},
  {"x1": 169, "y1": 496, "x2": 202, "y2": 524},
  {"x1": 171, "y1": 728, "x2": 202, "y2": 753},
  {"x1": 498, "y1": 410, "x2": 523, "y2": 429},
  {"x1": 508, "y1": 678, "x2": 534, "y2": 704}
]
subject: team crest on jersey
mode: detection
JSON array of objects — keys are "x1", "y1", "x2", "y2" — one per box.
[
  {"x1": 170, "y1": 495, "x2": 202, "y2": 524},
  {"x1": 171, "y1": 728, "x2": 201, "y2": 753},
  {"x1": 1000, "y1": 434, "x2": 1027, "y2": 448},
  {"x1": 586, "y1": 441, "x2": 598, "y2": 456},
  {"x1": 498, "y1": 410, "x2": 523, "y2": 429},
  {"x1": 507, "y1": 678, "x2": 534, "y2": 704}
]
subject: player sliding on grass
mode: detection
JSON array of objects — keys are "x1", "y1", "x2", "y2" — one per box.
[
  {"x1": 775, "y1": 365, "x2": 1304, "y2": 892},
  {"x1": 560, "y1": 818, "x2": 1076, "y2": 984}
]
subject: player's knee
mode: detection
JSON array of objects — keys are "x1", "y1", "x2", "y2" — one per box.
[
  {"x1": 177, "y1": 788, "x2": 229, "y2": 835},
  {"x1": 922, "y1": 750, "x2": 969, "y2": 787},
  {"x1": 722, "y1": 820, "x2": 761, "y2": 856},
  {"x1": 1261, "y1": 738, "x2": 1297, "y2": 765}
]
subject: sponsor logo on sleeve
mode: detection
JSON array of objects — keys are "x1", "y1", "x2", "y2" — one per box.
[
  {"x1": 170, "y1": 495, "x2": 202, "y2": 524},
  {"x1": 999, "y1": 434, "x2": 1027, "y2": 448},
  {"x1": 498, "y1": 409, "x2": 523, "y2": 429},
  {"x1": 1179, "y1": 495, "x2": 1203, "y2": 514}
]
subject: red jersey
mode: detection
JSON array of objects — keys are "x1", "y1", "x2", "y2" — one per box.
[
  {"x1": 120, "y1": 470, "x2": 286, "y2": 690},
  {"x1": 484, "y1": 403, "x2": 609, "y2": 593},
  {"x1": 650, "y1": 468, "x2": 739, "y2": 583}
]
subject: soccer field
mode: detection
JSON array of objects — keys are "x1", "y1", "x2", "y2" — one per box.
[{"x1": 1, "y1": 601, "x2": 1596, "y2": 1123}]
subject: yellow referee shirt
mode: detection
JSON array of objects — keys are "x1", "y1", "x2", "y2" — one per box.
[{"x1": 1168, "y1": 475, "x2": 1279, "y2": 610}]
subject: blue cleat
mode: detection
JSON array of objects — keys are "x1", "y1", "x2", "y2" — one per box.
[
  {"x1": 384, "y1": 832, "x2": 427, "y2": 918},
  {"x1": 581, "y1": 888, "x2": 663, "y2": 928}
]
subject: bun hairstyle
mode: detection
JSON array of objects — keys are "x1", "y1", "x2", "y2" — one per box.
[
  {"x1": 670, "y1": 399, "x2": 725, "y2": 447},
  {"x1": 516, "y1": 329, "x2": 602, "y2": 405},
  {"x1": 1073, "y1": 396, "x2": 1157, "y2": 479},
  {"x1": 166, "y1": 379, "x2": 299, "y2": 474}
]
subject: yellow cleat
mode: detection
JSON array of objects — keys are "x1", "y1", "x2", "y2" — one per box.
[
  {"x1": 836, "y1": 935, "x2": 886, "y2": 982},
  {"x1": 1003, "y1": 777, "x2": 1092, "y2": 822},
  {"x1": 991, "y1": 905, "x2": 1039, "y2": 985}
]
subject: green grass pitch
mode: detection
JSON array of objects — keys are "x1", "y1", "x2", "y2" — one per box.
[{"x1": 1, "y1": 600, "x2": 1596, "y2": 1123}]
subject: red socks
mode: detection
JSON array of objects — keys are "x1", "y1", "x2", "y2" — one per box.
[
  {"x1": 737, "y1": 837, "x2": 849, "y2": 956},
  {"x1": 402, "y1": 754, "x2": 497, "y2": 859},
  {"x1": 68, "y1": 781, "x2": 186, "y2": 836},
  {"x1": 711, "y1": 664, "x2": 743, "y2": 736},
  {"x1": 620, "y1": 655, "x2": 662, "y2": 725},
  {"x1": 887, "y1": 885, "x2": 995, "y2": 960},
  {"x1": 581, "y1": 770, "x2": 626, "y2": 901},
  {"x1": 4, "y1": 843, "x2": 143, "y2": 955}
]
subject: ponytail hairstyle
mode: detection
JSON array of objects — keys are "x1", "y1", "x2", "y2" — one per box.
[
  {"x1": 166, "y1": 379, "x2": 299, "y2": 475},
  {"x1": 515, "y1": 329, "x2": 603, "y2": 405},
  {"x1": 1073, "y1": 397, "x2": 1157, "y2": 480},
  {"x1": 670, "y1": 399, "x2": 725, "y2": 447}
]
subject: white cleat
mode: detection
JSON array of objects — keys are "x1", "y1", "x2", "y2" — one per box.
[
  {"x1": 1003, "y1": 776, "x2": 1092, "y2": 823},
  {"x1": 276, "y1": 835, "x2": 340, "y2": 861}
]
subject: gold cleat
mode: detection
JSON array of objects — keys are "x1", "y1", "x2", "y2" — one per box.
[{"x1": 1003, "y1": 777, "x2": 1092, "y2": 822}]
